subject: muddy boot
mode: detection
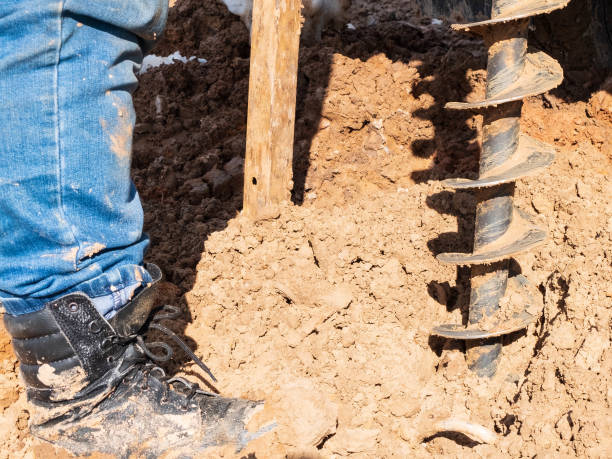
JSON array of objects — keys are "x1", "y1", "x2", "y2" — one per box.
[{"x1": 3, "y1": 264, "x2": 275, "y2": 458}]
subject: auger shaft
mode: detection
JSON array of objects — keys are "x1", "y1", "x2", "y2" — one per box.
[
  {"x1": 484, "y1": 21, "x2": 528, "y2": 99},
  {"x1": 481, "y1": 103, "x2": 522, "y2": 173},
  {"x1": 467, "y1": 187, "x2": 514, "y2": 376},
  {"x1": 432, "y1": 0, "x2": 569, "y2": 377},
  {"x1": 466, "y1": 20, "x2": 527, "y2": 375},
  {"x1": 465, "y1": 262, "x2": 507, "y2": 376}
]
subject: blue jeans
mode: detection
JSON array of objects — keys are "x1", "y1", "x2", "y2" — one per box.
[{"x1": 0, "y1": 0, "x2": 168, "y2": 316}]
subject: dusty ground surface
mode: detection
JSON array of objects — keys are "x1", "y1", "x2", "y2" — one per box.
[{"x1": 0, "y1": 0, "x2": 610, "y2": 457}]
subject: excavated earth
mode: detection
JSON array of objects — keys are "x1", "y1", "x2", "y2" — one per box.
[{"x1": 0, "y1": 0, "x2": 610, "y2": 457}]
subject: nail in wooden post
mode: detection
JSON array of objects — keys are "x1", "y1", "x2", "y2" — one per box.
[{"x1": 243, "y1": 0, "x2": 302, "y2": 220}]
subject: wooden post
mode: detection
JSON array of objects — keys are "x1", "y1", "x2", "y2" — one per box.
[{"x1": 243, "y1": 0, "x2": 302, "y2": 220}]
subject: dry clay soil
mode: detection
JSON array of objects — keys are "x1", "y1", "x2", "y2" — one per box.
[{"x1": 0, "y1": 0, "x2": 611, "y2": 457}]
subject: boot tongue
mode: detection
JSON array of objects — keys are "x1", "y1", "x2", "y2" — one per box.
[{"x1": 109, "y1": 264, "x2": 162, "y2": 336}]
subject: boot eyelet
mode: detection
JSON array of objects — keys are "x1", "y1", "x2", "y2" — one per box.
[
  {"x1": 150, "y1": 367, "x2": 166, "y2": 379},
  {"x1": 68, "y1": 302, "x2": 79, "y2": 312},
  {"x1": 88, "y1": 320, "x2": 102, "y2": 333},
  {"x1": 101, "y1": 337, "x2": 113, "y2": 350},
  {"x1": 107, "y1": 355, "x2": 115, "y2": 363}
]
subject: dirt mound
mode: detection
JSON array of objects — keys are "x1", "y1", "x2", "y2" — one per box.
[{"x1": 0, "y1": 0, "x2": 610, "y2": 457}]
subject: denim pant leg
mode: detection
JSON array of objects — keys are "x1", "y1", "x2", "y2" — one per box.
[{"x1": 0, "y1": 0, "x2": 168, "y2": 315}]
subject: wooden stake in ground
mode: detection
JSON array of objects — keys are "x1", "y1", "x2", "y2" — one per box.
[{"x1": 243, "y1": 0, "x2": 302, "y2": 220}]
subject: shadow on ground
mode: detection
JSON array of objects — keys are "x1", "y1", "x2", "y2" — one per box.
[{"x1": 131, "y1": 0, "x2": 610, "y2": 384}]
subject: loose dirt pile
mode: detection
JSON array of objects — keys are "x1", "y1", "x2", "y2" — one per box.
[{"x1": 0, "y1": 0, "x2": 610, "y2": 457}]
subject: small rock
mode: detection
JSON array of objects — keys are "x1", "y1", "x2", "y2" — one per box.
[
  {"x1": 531, "y1": 195, "x2": 553, "y2": 214},
  {"x1": 442, "y1": 351, "x2": 466, "y2": 381},
  {"x1": 319, "y1": 284, "x2": 353, "y2": 310},
  {"x1": 269, "y1": 380, "x2": 338, "y2": 448},
  {"x1": 203, "y1": 168, "x2": 232, "y2": 198},
  {"x1": 388, "y1": 393, "x2": 420, "y2": 418},
  {"x1": 194, "y1": 150, "x2": 219, "y2": 173},
  {"x1": 285, "y1": 311, "x2": 301, "y2": 330},
  {"x1": 537, "y1": 423, "x2": 556, "y2": 449},
  {"x1": 363, "y1": 129, "x2": 387, "y2": 156},
  {"x1": 223, "y1": 156, "x2": 244, "y2": 192},
  {"x1": 223, "y1": 156, "x2": 244, "y2": 176},
  {"x1": 555, "y1": 412, "x2": 574, "y2": 441},
  {"x1": 399, "y1": 419, "x2": 418, "y2": 442},
  {"x1": 185, "y1": 179, "x2": 210, "y2": 204},
  {"x1": 380, "y1": 258, "x2": 405, "y2": 289},
  {"x1": 285, "y1": 328, "x2": 302, "y2": 348},
  {"x1": 341, "y1": 327, "x2": 355, "y2": 348},
  {"x1": 575, "y1": 180, "x2": 592, "y2": 200},
  {"x1": 552, "y1": 322, "x2": 576, "y2": 350},
  {"x1": 328, "y1": 427, "x2": 379, "y2": 454},
  {"x1": 318, "y1": 117, "x2": 331, "y2": 130},
  {"x1": 576, "y1": 333, "x2": 609, "y2": 371}
]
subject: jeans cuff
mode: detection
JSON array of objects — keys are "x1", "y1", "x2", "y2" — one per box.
[{"x1": 0, "y1": 264, "x2": 153, "y2": 316}]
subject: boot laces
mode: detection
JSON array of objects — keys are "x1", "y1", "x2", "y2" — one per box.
[
  {"x1": 106, "y1": 305, "x2": 219, "y2": 403},
  {"x1": 138, "y1": 305, "x2": 217, "y2": 383}
]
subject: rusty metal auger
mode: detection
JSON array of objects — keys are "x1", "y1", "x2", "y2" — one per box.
[{"x1": 432, "y1": 0, "x2": 570, "y2": 378}]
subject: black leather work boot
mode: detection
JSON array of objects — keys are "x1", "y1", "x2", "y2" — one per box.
[{"x1": 3, "y1": 264, "x2": 275, "y2": 458}]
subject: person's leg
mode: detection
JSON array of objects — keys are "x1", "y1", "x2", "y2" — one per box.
[
  {"x1": 0, "y1": 0, "x2": 167, "y2": 317},
  {"x1": 0, "y1": 3, "x2": 276, "y2": 455}
]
